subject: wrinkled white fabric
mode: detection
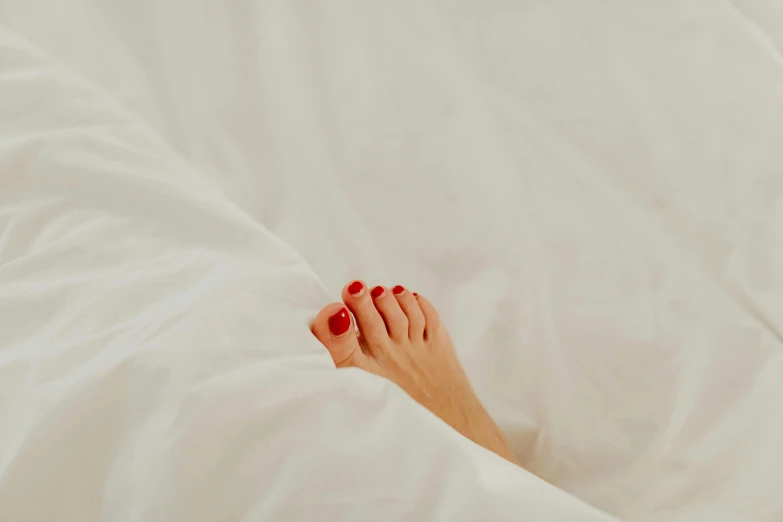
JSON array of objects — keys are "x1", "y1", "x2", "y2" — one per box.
[{"x1": 0, "y1": 1, "x2": 782, "y2": 521}]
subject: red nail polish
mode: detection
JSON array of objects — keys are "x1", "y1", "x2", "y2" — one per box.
[
  {"x1": 348, "y1": 281, "x2": 364, "y2": 295},
  {"x1": 413, "y1": 292, "x2": 418, "y2": 297},
  {"x1": 392, "y1": 285, "x2": 405, "y2": 295},
  {"x1": 371, "y1": 286, "x2": 384, "y2": 299},
  {"x1": 328, "y1": 308, "x2": 351, "y2": 337}
]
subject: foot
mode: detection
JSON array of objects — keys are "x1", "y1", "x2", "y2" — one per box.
[{"x1": 311, "y1": 281, "x2": 520, "y2": 465}]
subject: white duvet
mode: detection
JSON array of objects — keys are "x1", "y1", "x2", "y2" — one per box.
[{"x1": 1, "y1": 1, "x2": 782, "y2": 521}]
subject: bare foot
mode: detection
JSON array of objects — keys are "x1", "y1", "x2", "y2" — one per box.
[{"x1": 311, "y1": 281, "x2": 520, "y2": 465}]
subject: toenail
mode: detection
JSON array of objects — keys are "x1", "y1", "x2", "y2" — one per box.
[
  {"x1": 348, "y1": 281, "x2": 364, "y2": 296},
  {"x1": 328, "y1": 308, "x2": 351, "y2": 337},
  {"x1": 413, "y1": 292, "x2": 418, "y2": 297},
  {"x1": 392, "y1": 285, "x2": 405, "y2": 295},
  {"x1": 371, "y1": 286, "x2": 384, "y2": 299}
]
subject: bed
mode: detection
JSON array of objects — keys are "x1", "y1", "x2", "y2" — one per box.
[{"x1": 1, "y1": 1, "x2": 781, "y2": 520}]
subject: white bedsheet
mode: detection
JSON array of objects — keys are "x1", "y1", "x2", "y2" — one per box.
[{"x1": 1, "y1": 1, "x2": 782, "y2": 521}]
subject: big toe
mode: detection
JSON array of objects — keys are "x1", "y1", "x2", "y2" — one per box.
[{"x1": 312, "y1": 303, "x2": 366, "y2": 368}]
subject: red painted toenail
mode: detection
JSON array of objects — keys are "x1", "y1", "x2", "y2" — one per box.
[
  {"x1": 413, "y1": 292, "x2": 418, "y2": 297},
  {"x1": 392, "y1": 285, "x2": 405, "y2": 295},
  {"x1": 348, "y1": 281, "x2": 364, "y2": 295},
  {"x1": 328, "y1": 308, "x2": 351, "y2": 337},
  {"x1": 371, "y1": 286, "x2": 384, "y2": 299}
]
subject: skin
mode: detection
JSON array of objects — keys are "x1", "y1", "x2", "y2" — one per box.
[{"x1": 311, "y1": 281, "x2": 520, "y2": 466}]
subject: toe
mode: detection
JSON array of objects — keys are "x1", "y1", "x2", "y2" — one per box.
[
  {"x1": 372, "y1": 286, "x2": 409, "y2": 341},
  {"x1": 392, "y1": 285, "x2": 425, "y2": 339},
  {"x1": 415, "y1": 294, "x2": 441, "y2": 339},
  {"x1": 311, "y1": 302, "x2": 368, "y2": 368},
  {"x1": 341, "y1": 280, "x2": 390, "y2": 351}
]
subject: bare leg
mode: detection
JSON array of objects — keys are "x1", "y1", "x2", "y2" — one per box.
[{"x1": 311, "y1": 281, "x2": 519, "y2": 465}]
